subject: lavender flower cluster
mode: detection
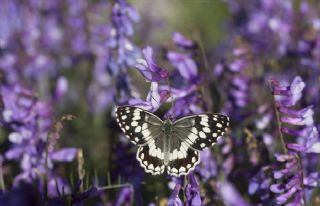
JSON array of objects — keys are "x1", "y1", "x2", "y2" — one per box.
[{"x1": 0, "y1": 0, "x2": 319, "y2": 205}]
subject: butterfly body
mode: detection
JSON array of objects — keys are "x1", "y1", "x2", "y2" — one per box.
[
  {"x1": 115, "y1": 106, "x2": 229, "y2": 176},
  {"x1": 162, "y1": 119, "x2": 173, "y2": 134}
]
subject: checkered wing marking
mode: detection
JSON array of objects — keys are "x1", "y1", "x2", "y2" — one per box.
[
  {"x1": 115, "y1": 106, "x2": 163, "y2": 145},
  {"x1": 172, "y1": 114, "x2": 230, "y2": 150},
  {"x1": 167, "y1": 135, "x2": 200, "y2": 176},
  {"x1": 136, "y1": 144, "x2": 165, "y2": 175}
]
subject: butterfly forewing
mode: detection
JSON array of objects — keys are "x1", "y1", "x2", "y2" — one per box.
[
  {"x1": 173, "y1": 114, "x2": 230, "y2": 150},
  {"x1": 115, "y1": 106, "x2": 163, "y2": 145}
]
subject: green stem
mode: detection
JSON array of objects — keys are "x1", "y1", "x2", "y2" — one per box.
[
  {"x1": 297, "y1": 154, "x2": 307, "y2": 205},
  {"x1": 269, "y1": 81, "x2": 288, "y2": 154}
]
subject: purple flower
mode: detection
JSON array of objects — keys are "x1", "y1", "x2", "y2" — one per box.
[
  {"x1": 129, "y1": 82, "x2": 169, "y2": 112},
  {"x1": 218, "y1": 182, "x2": 252, "y2": 206},
  {"x1": 185, "y1": 173, "x2": 201, "y2": 206},
  {"x1": 114, "y1": 187, "x2": 133, "y2": 206},
  {"x1": 270, "y1": 76, "x2": 320, "y2": 153},
  {"x1": 54, "y1": 76, "x2": 68, "y2": 101},
  {"x1": 270, "y1": 151, "x2": 304, "y2": 205},
  {"x1": 248, "y1": 166, "x2": 273, "y2": 202},
  {"x1": 167, "y1": 33, "x2": 199, "y2": 82},
  {"x1": 270, "y1": 76, "x2": 305, "y2": 107},
  {"x1": 196, "y1": 150, "x2": 217, "y2": 180},
  {"x1": 135, "y1": 47, "x2": 169, "y2": 82},
  {"x1": 172, "y1": 32, "x2": 198, "y2": 50},
  {"x1": 167, "y1": 183, "x2": 183, "y2": 206},
  {"x1": 1, "y1": 84, "x2": 76, "y2": 197},
  {"x1": 167, "y1": 52, "x2": 198, "y2": 81}
]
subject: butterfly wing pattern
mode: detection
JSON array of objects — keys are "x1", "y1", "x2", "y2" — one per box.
[{"x1": 115, "y1": 106, "x2": 230, "y2": 177}]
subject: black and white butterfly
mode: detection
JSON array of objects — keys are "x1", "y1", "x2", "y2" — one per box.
[{"x1": 115, "y1": 106, "x2": 230, "y2": 176}]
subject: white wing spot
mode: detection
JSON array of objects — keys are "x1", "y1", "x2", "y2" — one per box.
[
  {"x1": 148, "y1": 164, "x2": 154, "y2": 170},
  {"x1": 200, "y1": 121, "x2": 209, "y2": 127},
  {"x1": 203, "y1": 127, "x2": 211, "y2": 133},
  {"x1": 191, "y1": 157, "x2": 196, "y2": 163},
  {"x1": 125, "y1": 126, "x2": 130, "y2": 130},
  {"x1": 188, "y1": 133, "x2": 198, "y2": 142},
  {"x1": 140, "y1": 153, "x2": 144, "y2": 160},
  {"x1": 213, "y1": 117, "x2": 218, "y2": 121},
  {"x1": 171, "y1": 149, "x2": 178, "y2": 160},
  {"x1": 132, "y1": 115, "x2": 141, "y2": 121},
  {"x1": 135, "y1": 137, "x2": 139, "y2": 142},
  {"x1": 186, "y1": 164, "x2": 191, "y2": 169},
  {"x1": 179, "y1": 167, "x2": 186, "y2": 173},
  {"x1": 131, "y1": 121, "x2": 138, "y2": 126},
  {"x1": 200, "y1": 143, "x2": 206, "y2": 148},
  {"x1": 212, "y1": 133, "x2": 217, "y2": 137},
  {"x1": 191, "y1": 127, "x2": 198, "y2": 134},
  {"x1": 121, "y1": 115, "x2": 127, "y2": 120},
  {"x1": 199, "y1": 131, "x2": 206, "y2": 138},
  {"x1": 177, "y1": 151, "x2": 185, "y2": 159},
  {"x1": 216, "y1": 123, "x2": 222, "y2": 128},
  {"x1": 142, "y1": 129, "x2": 151, "y2": 137},
  {"x1": 142, "y1": 123, "x2": 148, "y2": 130},
  {"x1": 135, "y1": 126, "x2": 142, "y2": 133},
  {"x1": 171, "y1": 168, "x2": 178, "y2": 174}
]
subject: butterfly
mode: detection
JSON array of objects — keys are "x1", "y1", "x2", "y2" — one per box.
[{"x1": 115, "y1": 106, "x2": 230, "y2": 176}]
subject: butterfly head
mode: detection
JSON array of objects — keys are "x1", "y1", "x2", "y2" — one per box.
[{"x1": 162, "y1": 119, "x2": 173, "y2": 135}]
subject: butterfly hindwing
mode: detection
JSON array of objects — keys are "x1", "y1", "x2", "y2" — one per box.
[
  {"x1": 173, "y1": 114, "x2": 229, "y2": 150},
  {"x1": 167, "y1": 136, "x2": 200, "y2": 176},
  {"x1": 115, "y1": 106, "x2": 163, "y2": 145},
  {"x1": 167, "y1": 148, "x2": 200, "y2": 176},
  {"x1": 136, "y1": 143, "x2": 165, "y2": 175}
]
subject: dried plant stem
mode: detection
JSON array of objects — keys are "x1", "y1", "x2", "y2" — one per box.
[
  {"x1": 77, "y1": 149, "x2": 86, "y2": 192},
  {"x1": 98, "y1": 183, "x2": 132, "y2": 190},
  {"x1": 44, "y1": 137, "x2": 49, "y2": 198},
  {"x1": 0, "y1": 161, "x2": 6, "y2": 191}
]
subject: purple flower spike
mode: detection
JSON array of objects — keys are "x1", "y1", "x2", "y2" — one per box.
[
  {"x1": 167, "y1": 183, "x2": 183, "y2": 206},
  {"x1": 114, "y1": 187, "x2": 133, "y2": 206},
  {"x1": 270, "y1": 150, "x2": 304, "y2": 205},
  {"x1": 172, "y1": 32, "x2": 197, "y2": 50},
  {"x1": 270, "y1": 76, "x2": 320, "y2": 155},
  {"x1": 135, "y1": 47, "x2": 169, "y2": 82},
  {"x1": 167, "y1": 51, "x2": 198, "y2": 81},
  {"x1": 185, "y1": 173, "x2": 201, "y2": 206}
]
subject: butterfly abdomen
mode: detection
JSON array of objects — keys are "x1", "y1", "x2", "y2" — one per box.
[{"x1": 161, "y1": 120, "x2": 173, "y2": 165}]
